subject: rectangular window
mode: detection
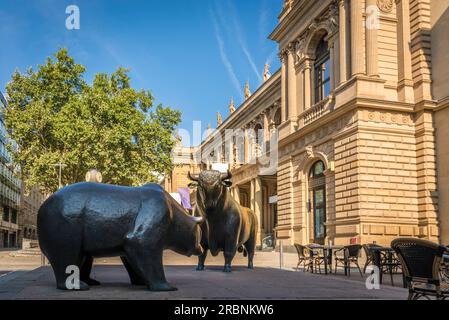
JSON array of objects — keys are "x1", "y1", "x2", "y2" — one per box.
[
  {"x1": 2, "y1": 206, "x2": 9, "y2": 222},
  {"x1": 11, "y1": 209, "x2": 17, "y2": 224},
  {"x1": 314, "y1": 57, "x2": 331, "y2": 103}
]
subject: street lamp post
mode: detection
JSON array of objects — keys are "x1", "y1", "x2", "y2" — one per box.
[{"x1": 51, "y1": 162, "x2": 67, "y2": 189}]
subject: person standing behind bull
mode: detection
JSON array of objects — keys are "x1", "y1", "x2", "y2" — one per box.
[{"x1": 188, "y1": 170, "x2": 258, "y2": 272}]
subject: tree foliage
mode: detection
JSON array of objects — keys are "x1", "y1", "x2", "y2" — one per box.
[{"x1": 5, "y1": 49, "x2": 181, "y2": 193}]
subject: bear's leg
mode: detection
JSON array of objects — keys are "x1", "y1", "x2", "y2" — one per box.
[
  {"x1": 120, "y1": 256, "x2": 145, "y2": 285},
  {"x1": 196, "y1": 247, "x2": 208, "y2": 271},
  {"x1": 80, "y1": 255, "x2": 101, "y2": 286},
  {"x1": 46, "y1": 251, "x2": 89, "y2": 291},
  {"x1": 124, "y1": 242, "x2": 177, "y2": 292}
]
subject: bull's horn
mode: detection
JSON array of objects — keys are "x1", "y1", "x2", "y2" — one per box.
[
  {"x1": 190, "y1": 215, "x2": 203, "y2": 224},
  {"x1": 221, "y1": 170, "x2": 232, "y2": 180},
  {"x1": 188, "y1": 171, "x2": 199, "y2": 181}
]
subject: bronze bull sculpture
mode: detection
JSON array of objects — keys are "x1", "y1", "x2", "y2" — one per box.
[
  {"x1": 188, "y1": 170, "x2": 258, "y2": 272},
  {"x1": 37, "y1": 182, "x2": 203, "y2": 291}
]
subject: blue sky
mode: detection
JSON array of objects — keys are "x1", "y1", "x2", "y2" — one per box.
[{"x1": 0, "y1": 0, "x2": 282, "y2": 145}]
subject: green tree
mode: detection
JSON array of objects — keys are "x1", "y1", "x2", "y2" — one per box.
[{"x1": 5, "y1": 49, "x2": 181, "y2": 193}]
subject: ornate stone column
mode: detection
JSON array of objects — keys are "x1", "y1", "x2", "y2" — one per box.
[
  {"x1": 303, "y1": 59, "x2": 313, "y2": 108},
  {"x1": 234, "y1": 185, "x2": 241, "y2": 205},
  {"x1": 350, "y1": 0, "x2": 365, "y2": 75},
  {"x1": 244, "y1": 126, "x2": 249, "y2": 164},
  {"x1": 295, "y1": 37, "x2": 306, "y2": 114},
  {"x1": 296, "y1": 66, "x2": 305, "y2": 115},
  {"x1": 366, "y1": 0, "x2": 379, "y2": 77},
  {"x1": 254, "y1": 177, "x2": 263, "y2": 245},
  {"x1": 287, "y1": 43, "x2": 297, "y2": 120},
  {"x1": 227, "y1": 136, "x2": 234, "y2": 166},
  {"x1": 396, "y1": 0, "x2": 414, "y2": 102},
  {"x1": 279, "y1": 50, "x2": 288, "y2": 121},
  {"x1": 250, "y1": 178, "x2": 255, "y2": 212},
  {"x1": 339, "y1": 0, "x2": 348, "y2": 82},
  {"x1": 263, "y1": 111, "x2": 269, "y2": 143}
]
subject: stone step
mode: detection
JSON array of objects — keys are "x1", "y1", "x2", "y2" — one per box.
[{"x1": 9, "y1": 248, "x2": 42, "y2": 257}]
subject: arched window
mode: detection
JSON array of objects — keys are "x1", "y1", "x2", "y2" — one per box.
[
  {"x1": 309, "y1": 160, "x2": 325, "y2": 178},
  {"x1": 254, "y1": 123, "x2": 263, "y2": 146},
  {"x1": 314, "y1": 37, "x2": 331, "y2": 104},
  {"x1": 308, "y1": 160, "x2": 326, "y2": 244},
  {"x1": 273, "y1": 109, "x2": 281, "y2": 128}
]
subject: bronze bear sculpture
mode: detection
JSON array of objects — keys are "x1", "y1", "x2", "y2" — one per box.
[
  {"x1": 37, "y1": 182, "x2": 203, "y2": 291},
  {"x1": 188, "y1": 170, "x2": 258, "y2": 272}
]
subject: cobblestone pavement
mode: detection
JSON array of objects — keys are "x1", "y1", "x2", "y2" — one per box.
[{"x1": 0, "y1": 250, "x2": 407, "y2": 300}]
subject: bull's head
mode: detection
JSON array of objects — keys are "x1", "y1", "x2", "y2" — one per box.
[
  {"x1": 188, "y1": 170, "x2": 232, "y2": 211},
  {"x1": 170, "y1": 213, "x2": 204, "y2": 257}
]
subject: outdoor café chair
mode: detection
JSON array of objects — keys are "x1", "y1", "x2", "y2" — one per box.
[
  {"x1": 362, "y1": 243, "x2": 382, "y2": 273},
  {"x1": 391, "y1": 238, "x2": 449, "y2": 300},
  {"x1": 307, "y1": 244, "x2": 325, "y2": 274},
  {"x1": 334, "y1": 244, "x2": 363, "y2": 277},
  {"x1": 294, "y1": 244, "x2": 312, "y2": 272}
]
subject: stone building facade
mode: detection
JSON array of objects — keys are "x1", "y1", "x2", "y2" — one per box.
[
  {"x1": 19, "y1": 185, "x2": 46, "y2": 245},
  {"x1": 166, "y1": 0, "x2": 449, "y2": 249},
  {"x1": 162, "y1": 143, "x2": 201, "y2": 203},
  {"x1": 0, "y1": 92, "x2": 21, "y2": 249}
]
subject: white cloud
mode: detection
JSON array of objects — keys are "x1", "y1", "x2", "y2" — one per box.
[
  {"x1": 210, "y1": 9, "x2": 244, "y2": 100},
  {"x1": 219, "y1": 1, "x2": 262, "y2": 83}
]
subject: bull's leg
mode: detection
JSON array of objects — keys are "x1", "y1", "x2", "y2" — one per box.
[
  {"x1": 223, "y1": 249, "x2": 237, "y2": 272},
  {"x1": 223, "y1": 238, "x2": 237, "y2": 272},
  {"x1": 80, "y1": 255, "x2": 101, "y2": 286},
  {"x1": 124, "y1": 239, "x2": 177, "y2": 292},
  {"x1": 245, "y1": 237, "x2": 256, "y2": 269},
  {"x1": 196, "y1": 247, "x2": 208, "y2": 271},
  {"x1": 121, "y1": 256, "x2": 145, "y2": 285}
]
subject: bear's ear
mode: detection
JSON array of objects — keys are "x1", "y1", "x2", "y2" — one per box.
[
  {"x1": 222, "y1": 180, "x2": 232, "y2": 188},
  {"x1": 188, "y1": 182, "x2": 198, "y2": 189}
]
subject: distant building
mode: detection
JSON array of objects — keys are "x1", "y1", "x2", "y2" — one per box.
[
  {"x1": 162, "y1": 141, "x2": 200, "y2": 208},
  {"x1": 19, "y1": 184, "x2": 45, "y2": 246},
  {"x1": 0, "y1": 92, "x2": 21, "y2": 249}
]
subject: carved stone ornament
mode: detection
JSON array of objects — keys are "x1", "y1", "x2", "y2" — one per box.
[
  {"x1": 293, "y1": 1, "x2": 339, "y2": 64},
  {"x1": 278, "y1": 48, "x2": 288, "y2": 63},
  {"x1": 295, "y1": 37, "x2": 306, "y2": 62},
  {"x1": 377, "y1": 0, "x2": 394, "y2": 13},
  {"x1": 305, "y1": 145, "x2": 314, "y2": 159}
]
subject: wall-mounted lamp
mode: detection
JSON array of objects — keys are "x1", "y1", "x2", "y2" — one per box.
[{"x1": 329, "y1": 161, "x2": 335, "y2": 172}]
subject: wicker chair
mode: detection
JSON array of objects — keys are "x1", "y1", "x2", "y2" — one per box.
[
  {"x1": 294, "y1": 244, "x2": 312, "y2": 272},
  {"x1": 362, "y1": 243, "x2": 382, "y2": 273},
  {"x1": 391, "y1": 238, "x2": 449, "y2": 300},
  {"x1": 307, "y1": 244, "x2": 325, "y2": 274},
  {"x1": 334, "y1": 244, "x2": 363, "y2": 277}
]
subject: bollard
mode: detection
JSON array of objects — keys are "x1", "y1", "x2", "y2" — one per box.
[{"x1": 279, "y1": 240, "x2": 284, "y2": 269}]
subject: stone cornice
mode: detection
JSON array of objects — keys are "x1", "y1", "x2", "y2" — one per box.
[
  {"x1": 436, "y1": 96, "x2": 449, "y2": 111},
  {"x1": 278, "y1": 97, "x2": 417, "y2": 148},
  {"x1": 414, "y1": 99, "x2": 438, "y2": 112},
  {"x1": 270, "y1": 0, "x2": 335, "y2": 47},
  {"x1": 200, "y1": 70, "x2": 281, "y2": 149},
  {"x1": 231, "y1": 163, "x2": 260, "y2": 186}
]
